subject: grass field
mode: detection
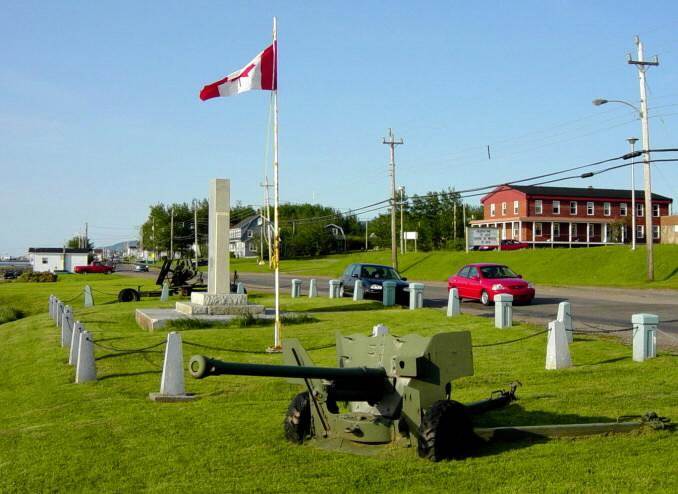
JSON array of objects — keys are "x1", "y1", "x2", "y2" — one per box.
[
  {"x1": 1, "y1": 275, "x2": 677, "y2": 492},
  {"x1": 231, "y1": 244, "x2": 678, "y2": 289}
]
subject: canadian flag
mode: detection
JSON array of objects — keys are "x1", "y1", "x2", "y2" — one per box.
[{"x1": 200, "y1": 43, "x2": 277, "y2": 100}]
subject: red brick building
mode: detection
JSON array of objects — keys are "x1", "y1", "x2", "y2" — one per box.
[{"x1": 470, "y1": 185, "x2": 673, "y2": 246}]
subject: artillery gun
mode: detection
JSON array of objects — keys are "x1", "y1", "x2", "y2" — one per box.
[{"x1": 190, "y1": 330, "x2": 517, "y2": 461}]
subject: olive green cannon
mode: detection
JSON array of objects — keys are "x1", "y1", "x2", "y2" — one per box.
[{"x1": 190, "y1": 331, "x2": 517, "y2": 461}]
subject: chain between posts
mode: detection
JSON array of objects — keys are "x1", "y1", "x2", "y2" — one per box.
[{"x1": 472, "y1": 329, "x2": 549, "y2": 348}]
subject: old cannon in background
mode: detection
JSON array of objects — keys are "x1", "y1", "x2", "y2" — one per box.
[{"x1": 190, "y1": 330, "x2": 517, "y2": 461}]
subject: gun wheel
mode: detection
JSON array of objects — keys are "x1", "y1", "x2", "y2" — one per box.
[
  {"x1": 417, "y1": 400, "x2": 476, "y2": 462},
  {"x1": 284, "y1": 392, "x2": 311, "y2": 444}
]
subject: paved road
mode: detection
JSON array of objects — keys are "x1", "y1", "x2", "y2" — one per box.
[{"x1": 116, "y1": 264, "x2": 678, "y2": 347}]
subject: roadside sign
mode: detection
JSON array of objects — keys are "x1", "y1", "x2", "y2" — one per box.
[{"x1": 466, "y1": 227, "x2": 500, "y2": 252}]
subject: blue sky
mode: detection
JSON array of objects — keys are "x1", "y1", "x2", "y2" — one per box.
[{"x1": 2, "y1": 1, "x2": 678, "y2": 255}]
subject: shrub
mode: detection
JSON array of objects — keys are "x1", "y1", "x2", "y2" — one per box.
[{"x1": 17, "y1": 272, "x2": 58, "y2": 283}]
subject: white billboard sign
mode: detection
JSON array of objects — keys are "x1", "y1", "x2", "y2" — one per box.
[
  {"x1": 404, "y1": 231, "x2": 418, "y2": 240},
  {"x1": 466, "y1": 227, "x2": 500, "y2": 252}
]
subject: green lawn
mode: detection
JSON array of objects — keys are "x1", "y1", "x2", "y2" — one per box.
[
  {"x1": 232, "y1": 244, "x2": 678, "y2": 289},
  {"x1": 0, "y1": 275, "x2": 676, "y2": 492}
]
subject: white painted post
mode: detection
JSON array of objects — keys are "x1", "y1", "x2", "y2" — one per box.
[
  {"x1": 408, "y1": 283, "x2": 424, "y2": 310},
  {"x1": 84, "y1": 285, "x2": 94, "y2": 307},
  {"x1": 353, "y1": 279, "x2": 364, "y2": 301},
  {"x1": 328, "y1": 280, "x2": 341, "y2": 299},
  {"x1": 56, "y1": 301, "x2": 64, "y2": 327},
  {"x1": 291, "y1": 279, "x2": 302, "y2": 298},
  {"x1": 49, "y1": 295, "x2": 54, "y2": 318},
  {"x1": 494, "y1": 294, "x2": 513, "y2": 329},
  {"x1": 546, "y1": 320, "x2": 572, "y2": 370},
  {"x1": 61, "y1": 305, "x2": 73, "y2": 348},
  {"x1": 236, "y1": 282, "x2": 245, "y2": 294},
  {"x1": 160, "y1": 281, "x2": 170, "y2": 302},
  {"x1": 632, "y1": 313, "x2": 658, "y2": 362},
  {"x1": 160, "y1": 332, "x2": 185, "y2": 396},
  {"x1": 372, "y1": 324, "x2": 389, "y2": 337},
  {"x1": 308, "y1": 279, "x2": 317, "y2": 298},
  {"x1": 557, "y1": 301, "x2": 573, "y2": 343},
  {"x1": 75, "y1": 330, "x2": 96, "y2": 383},
  {"x1": 447, "y1": 288, "x2": 461, "y2": 316},
  {"x1": 69, "y1": 321, "x2": 83, "y2": 365}
]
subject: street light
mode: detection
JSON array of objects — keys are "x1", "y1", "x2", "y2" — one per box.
[
  {"x1": 592, "y1": 97, "x2": 654, "y2": 280},
  {"x1": 627, "y1": 137, "x2": 638, "y2": 250}
]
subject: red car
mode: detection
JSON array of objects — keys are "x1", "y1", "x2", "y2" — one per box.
[
  {"x1": 74, "y1": 261, "x2": 115, "y2": 274},
  {"x1": 476, "y1": 239, "x2": 529, "y2": 251},
  {"x1": 447, "y1": 263, "x2": 535, "y2": 305}
]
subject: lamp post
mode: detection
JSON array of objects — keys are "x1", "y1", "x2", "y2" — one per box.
[
  {"x1": 627, "y1": 137, "x2": 638, "y2": 250},
  {"x1": 592, "y1": 97, "x2": 653, "y2": 280}
]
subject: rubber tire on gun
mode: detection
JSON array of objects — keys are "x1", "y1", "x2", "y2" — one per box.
[
  {"x1": 417, "y1": 400, "x2": 477, "y2": 462},
  {"x1": 117, "y1": 288, "x2": 141, "y2": 303},
  {"x1": 284, "y1": 392, "x2": 311, "y2": 444}
]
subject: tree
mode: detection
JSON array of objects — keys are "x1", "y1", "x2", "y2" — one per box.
[{"x1": 65, "y1": 236, "x2": 93, "y2": 250}]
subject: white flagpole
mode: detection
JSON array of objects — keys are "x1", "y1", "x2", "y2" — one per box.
[{"x1": 271, "y1": 16, "x2": 282, "y2": 351}]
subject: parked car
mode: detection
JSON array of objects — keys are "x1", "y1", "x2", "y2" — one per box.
[
  {"x1": 74, "y1": 261, "x2": 115, "y2": 274},
  {"x1": 134, "y1": 263, "x2": 149, "y2": 272},
  {"x1": 447, "y1": 263, "x2": 535, "y2": 305},
  {"x1": 339, "y1": 263, "x2": 410, "y2": 304},
  {"x1": 475, "y1": 239, "x2": 530, "y2": 251}
]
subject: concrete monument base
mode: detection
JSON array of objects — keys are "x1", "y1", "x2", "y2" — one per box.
[{"x1": 136, "y1": 307, "x2": 282, "y2": 331}]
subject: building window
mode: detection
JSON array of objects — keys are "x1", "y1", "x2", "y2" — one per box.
[
  {"x1": 249, "y1": 242, "x2": 257, "y2": 252},
  {"x1": 603, "y1": 202, "x2": 611, "y2": 216},
  {"x1": 653, "y1": 225, "x2": 660, "y2": 239},
  {"x1": 571, "y1": 223, "x2": 578, "y2": 237},
  {"x1": 636, "y1": 225, "x2": 644, "y2": 238},
  {"x1": 636, "y1": 203, "x2": 644, "y2": 217},
  {"x1": 513, "y1": 200, "x2": 519, "y2": 214},
  {"x1": 570, "y1": 201, "x2": 577, "y2": 215},
  {"x1": 501, "y1": 202, "x2": 507, "y2": 216},
  {"x1": 247, "y1": 231, "x2": 253, "y2": 238},
  {"x1": 535, "y1": 222, "x2": 542, "y2": 236},
  {"x1": 552, "y1": 200, "x2": 560, "y2": 215},
  {"x1": 490, "y1": 203, "x2": 496, "y2": 217},
  {"x1": 41, "y1": 257, "x2": 48, "y2": 264},
  {"x1": 652, "y1": 204, "x2": 660, "y2": 217},
  {"x1": 535, "y1": 200, "x2": 543, "y2": 215},
  {"x1": 553, "y1": 223, "x2": 560, "y2": 237},
  {"x1": 620, "y1": 203, "x2": 627, "y2": 216},
  {"x1": 512, "y1": 223, "x2": 519, "y2": 238},
  {"x1": 587, "y1": 202, "x2": 594, "y2": 216}
]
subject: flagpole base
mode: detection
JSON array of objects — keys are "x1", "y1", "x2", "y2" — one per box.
[{"x1": 266, "y1": 345, "x2": 283, "y2": 354}]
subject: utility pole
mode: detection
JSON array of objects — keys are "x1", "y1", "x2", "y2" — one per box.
[
  {"x1": 152, "y1": 217, "x2": 156, "y2": 261},
  {"x1": 399, "y1": 186, "x2": 405, "y2": 254},
  {"x1": 170, "y1": 207, "x2": 174, "y2": 260},
  {"x1": 85, "y1": 222, "x2": 88, "y2": 249},
  {"x1": 453, "y1": 202, "x2": 457, "y2": 241},
  {"x1": 364, "y1": 220, "x2": 369, "y2": 250},
  {"x1": 627, "y1": 137, "x2": 638, "y2": 250},
  {"x1": 628, "y1": 36, "x2": 659, "y2": 281},
  {"x1": 194, "y1": 200, "x2": 199, "y2": 268},
  {"x1": 383, "y1": 128, "x2": 404, "y2": 270}
]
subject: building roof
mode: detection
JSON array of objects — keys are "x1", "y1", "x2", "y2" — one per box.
[
  {"x1": 232, "y1": 214, "x2": 261, "y2": 230},
  {"x1": 28, "y1": 248, "x2": 90, "y2": 254},
  {"x1": 508, "y1": 185, "x2": 672, "y2": 201}
]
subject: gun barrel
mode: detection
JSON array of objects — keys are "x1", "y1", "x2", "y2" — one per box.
[{"x1": 189, "y1": 355, "x2": 387, "y2": 382}]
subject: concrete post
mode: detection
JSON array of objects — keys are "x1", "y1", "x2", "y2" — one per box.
[
  {"x1": 61, "y1": 305, "x2": 73, "y2": 348},
  {"x1": 557, "y1": 301, "x2": 573, "y2": 343},
  {"x1": 328, "y1": 280, "x2": 341, "y2": 299},
  {"x1": 49, "y1": 295, "x2": 54, "y2": 319},
  {"x1": 494, "y1": 294, "x2": 513, "y2": 329},
  {"x1": 408, "y1": 283, "x2": 425, "y2": 310},
  {"x1": 236, "y1": 282, "x2": 245, "y2": 294},
  {"x1": 632, "y1": 313, "x2": 657, "y2": 362},
  {"x1": 69, "y1": 321, "x2": 83, "y2": 365},
  {"x1": 84, "y1": 285, "x2": 94, "y2": 307},
  {"x1": 56, "y1": 301, "x2": 64, "y2": 327},
  {"x1": 546, "y1": 320, "x2": 572, "y2": 370},
  {"x1": 382, "y1": 281, "x2": 397, "y2": 307},
  {"x1": 160, "y1": 281, "x2": 170, "y2": 302},
  {"x1": 75, "y1": 330, "x2": 96, "y2": 383},
  {"x1": 291, "y1": 279, "x2": 302, "y2": 298},
  {"x1": 308, "y1": 279, "x2": 317, "y2": 298},
  {"x1": 352, "y1": 280, "x2": 364, "y2": 301},
  {"x1": 447, "y1": 288, "x2": 461, "y2": 317},
  {"x1": 372, "y1": 324, "x2": 389, "y2": 336},
  {"x1": 149, "y1": 332, "x2": 196, "y2": 401}
]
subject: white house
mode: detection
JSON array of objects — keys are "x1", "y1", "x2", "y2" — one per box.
[{"x1": 28, "y1": 248, "x2": 89, "y2": 273}]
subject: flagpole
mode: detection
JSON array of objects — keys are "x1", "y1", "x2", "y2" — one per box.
[{"x1": 271, "y1": 16, "x2": 282, "y2": 351}]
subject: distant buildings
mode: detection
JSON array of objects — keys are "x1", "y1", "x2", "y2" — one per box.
[
  {"x1": 471, "y1": 185, "x2": 673, "y2": 247},
  {"x1": 28, "y1": 247, "x2": 89, "y2": 273},
  {"x1": 229, "y1": 215, "x2": 265, "y2": 258}
]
